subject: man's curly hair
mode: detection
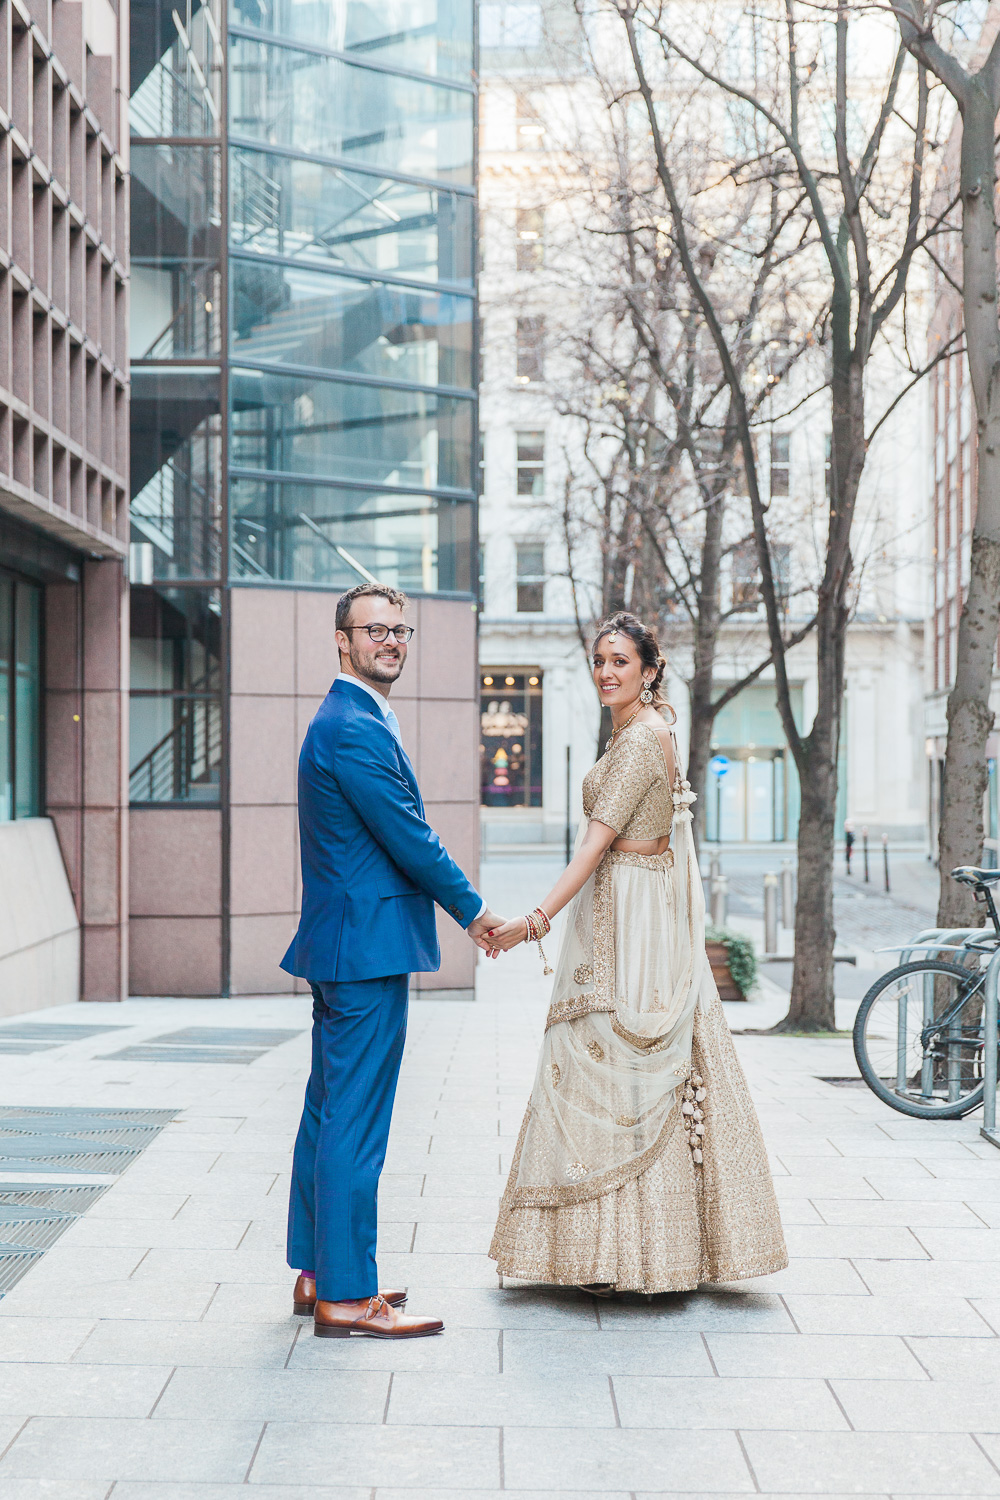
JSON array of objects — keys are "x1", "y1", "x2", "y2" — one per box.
[{"x1": 336, "y1": 583, "x2": 409, "y2": 633}]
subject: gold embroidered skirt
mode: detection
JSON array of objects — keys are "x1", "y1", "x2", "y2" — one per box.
[{"x1": 490, "y1": 922, "x2": 788, "y2": 1293}]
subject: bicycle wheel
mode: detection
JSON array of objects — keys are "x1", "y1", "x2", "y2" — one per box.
[{"x1": 853, "y1": 960, "x2": 991, "y2": 1119}]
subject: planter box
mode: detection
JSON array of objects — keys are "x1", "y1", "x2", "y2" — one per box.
[{"x1": 707, "y1": 940, "x2": 746, "y2": 1001}]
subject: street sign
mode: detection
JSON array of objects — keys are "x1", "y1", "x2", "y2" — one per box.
[{"x1": 709, "y1": 755, "x2": 730, "y2": 778}]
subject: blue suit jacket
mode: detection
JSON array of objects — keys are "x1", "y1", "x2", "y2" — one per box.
[{"x1": 280, "y1": 676, "x2": 483, "y2": 983}]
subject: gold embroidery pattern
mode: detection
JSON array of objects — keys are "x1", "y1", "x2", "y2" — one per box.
[
  {"x1": 508, "y1": 1096, "x2": 684, "y2": 1208},
  {"x1": 616, "y1": 1114, "x2": 638, "y2": 1128},
  {"x1": 490, "y1": 990, "x2": 788, "y2": 1291},
  {"x1": 574, "y1": 964, "x2": 593, "y2": 985},
  {"x1": 549, "y1": 1063, "x2": 561, "y2": 1087},
  {"x1": 545, "y1": 995, "x2": 614, "y2": 1031},
  {"x1": 565, "y1": 1162, "x2": 588, "y2": 1181},
  {"x1": 582, "y1": 723, "x2": 674, "y2": 840},
  {"x1": 608, "y1": 848, "x2": 674, "y2": 872},
  {"x1": 587, "y1": 1040, "x2": 605, "y2": 1062}
]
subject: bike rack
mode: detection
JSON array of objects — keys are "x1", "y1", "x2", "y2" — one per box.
[{"x1": 878, "y1": 929, "x2": 996, "y2": 1117}]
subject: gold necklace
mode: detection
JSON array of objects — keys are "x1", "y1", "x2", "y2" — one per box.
[{"x1": 608, "y1": 703, "x2": 642, "y2": 746}]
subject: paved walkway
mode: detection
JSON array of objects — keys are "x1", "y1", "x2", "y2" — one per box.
[{"x1": 1, "y1": 913, "x2": 1000, "y2": 1494}]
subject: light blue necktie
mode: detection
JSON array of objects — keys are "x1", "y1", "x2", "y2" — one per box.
[{"x1": 384, "y1": 706, "x2": 402, "y2": 745}]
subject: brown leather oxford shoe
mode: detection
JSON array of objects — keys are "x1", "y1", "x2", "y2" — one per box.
[
  {"x1": 314, "y1": 1293, "x2": 444, "y2": 1339},
  {"x1": 292, "y1": 1275, "x2": 406, "y2": 1315}
]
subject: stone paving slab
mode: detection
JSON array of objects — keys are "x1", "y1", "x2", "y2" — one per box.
[{"x1": 0, "y1": 938, "x2": 998, "y2": 1493}]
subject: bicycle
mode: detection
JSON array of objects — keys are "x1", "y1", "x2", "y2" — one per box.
[{"x1": 852, "y1": 866, "x2": 1000, "y2": 1119}]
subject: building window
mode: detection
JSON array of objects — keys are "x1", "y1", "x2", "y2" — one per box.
[
  {"x1": 515, "y1": 92, "x2": 545, "y2": 149},
  {"x1": 481, "y1": 2, "x2": 543, "y2": 51},
  {"x1": 480, "y1": 669, "x2": 543, "y2": 807},
  {"x1": 129, "y1": 587, "x2": 223, "y2": 805},
  {"x1": 516, "y1": 317, "x2": 545, "y2": 383},
  {"x1": 516, "y1": 208, "x2": 544, "y2": 269},
  {"x1": 516, "y1": 431, "x2": 545, "y2": 495},
  {"x1": 516, "y1": 541, "x2": 546, "y2": 612},
  {"x1": 0, "y1": 569, "x2": 42, "y2": 822},
  {"x1": 731, "y1": 540, "x2": 790, "y2": 611},
  {"x1": 770, "y1": 432, "x2": 790, "y2": 496}
]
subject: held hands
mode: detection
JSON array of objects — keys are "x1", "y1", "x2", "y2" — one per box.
[
  {"x1": 468, "y1": 908, "x2": 507, "y2": 958},
  {"x1": 484, "y1": 916, "x2": 530, "y2": 952}
]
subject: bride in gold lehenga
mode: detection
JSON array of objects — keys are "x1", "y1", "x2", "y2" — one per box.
[{"x1": 486, "y1": 612, "x2": 787, "y2": 1294}]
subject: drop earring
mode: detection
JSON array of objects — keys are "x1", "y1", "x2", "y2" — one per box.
[{"x1": 640, "y1": 682, "x2": 653, "y2": 704}]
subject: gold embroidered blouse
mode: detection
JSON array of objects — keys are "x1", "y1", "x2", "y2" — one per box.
[{"x1": 583, "y1": 722, "x2": 674, "y2": 839}]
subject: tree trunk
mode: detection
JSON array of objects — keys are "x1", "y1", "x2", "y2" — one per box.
[
  {"x1": 936, "y1": 84, "x2": 1000, "y2": 928},
  {"x1": 687, "y1": 492, "x2": 725, "y2": 842},
  {"x1": 781, "y1": 743, "x2": 838, "y2": 1032}
]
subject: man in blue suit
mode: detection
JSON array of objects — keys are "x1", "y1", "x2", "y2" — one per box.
[{"x1": 281, "y1": 582, "x2": 502, "y2": 1339}]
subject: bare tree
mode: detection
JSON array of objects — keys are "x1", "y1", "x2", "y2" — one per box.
[
  {"x1": 893, "y1": 3, "x2": 1000, "y2": 927},
  {"x1": 612, "y1": 0, "x2": 944, "y2": 1028},
  {"x1": 498, "y1": 25, "x2": 820, "y2": 835}
]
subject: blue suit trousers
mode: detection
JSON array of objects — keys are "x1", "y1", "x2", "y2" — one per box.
[{"x1": 286, "y1": 973, "x2": 408, "y2": 1301}]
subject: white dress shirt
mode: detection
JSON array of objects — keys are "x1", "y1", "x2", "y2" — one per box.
[{"x1": 338, "y1": 673, "x2": 487, "y2": 922}]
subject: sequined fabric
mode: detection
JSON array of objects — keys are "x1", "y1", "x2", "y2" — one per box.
[
  {"x1": 490, "y1": 990, "x2": 788, "y2": 1291},
  {"x1": 490, "y1": 722, "x2": 787, "y2": 1292},
  {"x1": 583, "y1": 722, "x2": 674, "y2": 839}
]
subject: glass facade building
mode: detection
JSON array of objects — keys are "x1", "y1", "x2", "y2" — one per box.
[{"x1": 129, "y1": 0, "x2": 479, "y2": 994}]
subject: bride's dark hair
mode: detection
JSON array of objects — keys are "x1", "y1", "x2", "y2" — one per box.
[{"x1": 592, "y1": 611, "x2": 675, "y2": 722}]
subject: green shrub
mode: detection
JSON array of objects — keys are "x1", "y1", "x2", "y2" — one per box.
[{"x1": 705, "y1": 926, "x2": 758, "y2": 998}]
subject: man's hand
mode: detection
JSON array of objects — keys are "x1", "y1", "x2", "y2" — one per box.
[{"x1": 468, "y1": 909, "x2": 506, "y2": 956}]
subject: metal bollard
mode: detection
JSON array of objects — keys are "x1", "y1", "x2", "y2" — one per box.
[
  {"x1": 710, "y1": 874, "x2": 728, "y2": 929},
  {"x1": 882, "y1": 832, "x2": 890, "y2": 893},
  {"x1": 709, "y1": 852, "x2": 721, "y2": 886},
  {"x1": 780, "y1": 859, "x2": 794, "y2": 928},
  {"x1": 862, "y1": 827, "x2": 870, "y2": 883},
  {"x1": 764, "y1": 872, "x2": 779, "y2": 954}
]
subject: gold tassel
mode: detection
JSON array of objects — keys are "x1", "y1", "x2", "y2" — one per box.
[{"x1": 538, "y1": 941, "x2": 553, "y2": 975}]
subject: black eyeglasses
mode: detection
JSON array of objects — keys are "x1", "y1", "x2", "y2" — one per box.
[{"x1": 344, "y1": 624, "x2": 414, "y2": 643}]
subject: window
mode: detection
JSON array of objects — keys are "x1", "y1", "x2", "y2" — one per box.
[
  {"x1": 731, "y1": 541, "x2": 758, "y2": 610},
  {"x1": 516, "y1": 541, "x2": 545, "y2": 612},
  {"x1": 516, "y1": 430, "x2": 545, "y2": 495},
  {"x1": 480, "y1": 669, "x2": 543, "y2": 807},
  {"x1": 230, "y1": 480, "x2": 473, "y2": 593},
  {"x1": 770, "y1": 432, "x2": 790, "y2": 496},
  {"x1": 0, "y1": 569, "x2": 42, "y2": 822},
  {"x1": 230, "y1": 150, "x2": 474, "y2": 286},
  {"x1": 515, "y1": 92, "x2": 545, "y2": 149},
  {"x1": 480, "y1": 2, "x2": 542, "y2": 51},
  {"x1": 731, "y1": 540, "x2": 790, "y2": 610},
  {"x1": 478, "y1": 542, "x2": 486, "y2": 610},
  {"x1": 516, "y1": 317, "x2": 544, "y2": 383},
  {"x1": 516, "y1": 208, "x2": 544, "y2": 270},
  {"x1": 129, "y1": 587, "x2": 222, "y2": 804}
]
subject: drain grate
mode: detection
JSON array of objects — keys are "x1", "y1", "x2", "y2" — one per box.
[
  {"x1": 0, "y1": 1214, "x2": 77, "y2": 1250},
  {"x1": 98, "y1": 1028, "x2": 303, "y2": 1067},
  {"x1": 0, "y1": 1250, "x2": 43, "y2": 1292},
  {"x1": 0, "y1": 1107, "x2": 177, "y2": 1125},
  {"x1": 0, "y1": 1113, "x2": 172, "y2": 1295},
  {"x1": 0, "y1": 1184, "x2": 109, "y2": 1211},
  {"x1": 0, "y1": 1106, "x2": 176, "y2": 1175},
  {"x1": 0, "y1": 1024, "x2": 128, "y2": 1054},
  {"x1": 104, "y1": 1044, "x2": 269, "y2": 1066},
  {"x1": 151, "y1": 1027, "x2": 303, "y2": 1048},
  {"x1": 0, "y1": 1024, "x2": 128, "y2": 1042}
]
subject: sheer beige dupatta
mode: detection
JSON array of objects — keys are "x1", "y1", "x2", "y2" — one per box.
[{"x1": 509, "y1": 763, "x2": 716, "y2": 1209}]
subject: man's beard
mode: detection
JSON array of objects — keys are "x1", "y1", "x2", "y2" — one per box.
[{"x1": 350, "y1": 641, "x2": 403, "y2": 683}]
